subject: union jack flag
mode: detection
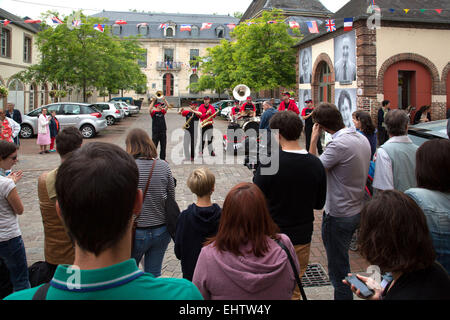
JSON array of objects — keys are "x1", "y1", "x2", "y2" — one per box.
[
  {"x1": 51, "y1": 16, "x2": 63, "y2": 24},
  {"x1": 325, "y1": 19, "x2": 336, "y2": 32}
]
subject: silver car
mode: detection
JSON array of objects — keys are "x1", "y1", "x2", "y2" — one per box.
[
  {"x1": 118, "y1": 102, "x2": 139, "y2": 116},
  {"x1": 20, "y1": 103, "x2": 108, "y2": 139},
  {"x1": 90, "y1": 102, "x2": 125, "y2": 126}
]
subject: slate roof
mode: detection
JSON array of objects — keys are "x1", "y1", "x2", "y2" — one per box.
[
  {"x1": 90, "y1": 11, "x2": 240, "y2": 40},
  {"x1": 0, "y1": 8, "x2": 40, "y2": 33},
  {"x1": 241, "y1": 0, "x2": 332, "y2": 21},
  {"x1": 295, "y1": 0, "x2": 450, "y2": 47}
]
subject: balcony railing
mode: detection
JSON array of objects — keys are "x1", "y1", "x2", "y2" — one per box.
[{"x1": 156, "y1": 61, "x2": 182, "y2": 71}]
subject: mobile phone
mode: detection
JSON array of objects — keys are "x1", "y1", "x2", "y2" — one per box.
[{"x1": 344, "y1": 275, "x2": 374, "y2": 298}]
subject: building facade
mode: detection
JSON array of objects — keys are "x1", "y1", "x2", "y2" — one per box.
[
  {"x1": 294, "y1": 0, "x2": 450, "y2": 122},
  {"x1": 91, "y1": 11, "x2": 240, "y2": 105},
  {"x1": 0, "y1": 8, "x2": 44, "y2": 114}
]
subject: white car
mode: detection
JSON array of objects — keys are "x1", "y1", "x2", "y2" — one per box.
[{"x1": 220, "y1": 106, "x2": 233, "y2": 118}]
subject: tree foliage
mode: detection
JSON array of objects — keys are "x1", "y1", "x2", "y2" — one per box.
[
  {"x1": 192, "y1": 9, "x2": 301, "y2": 95},
  {"x1": 15, "y1": 11, "x2": 147, "y2": 102}
]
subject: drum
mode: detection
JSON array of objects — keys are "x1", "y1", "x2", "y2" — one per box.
[{"x1": 243, "y1": 120, "x2": 259, "y2": 134}]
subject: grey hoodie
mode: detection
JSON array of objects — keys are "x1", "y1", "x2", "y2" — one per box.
[{"x1": 192, "y1": 233, "x2": 299, "y2": 300}]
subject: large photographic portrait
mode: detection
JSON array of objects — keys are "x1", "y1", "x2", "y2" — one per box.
[
  {"x1": 298, "y1": 89, "x2": 311, "y2": 116},
  {"x1": 299, "y1": 47, "x2": 312, "y2": 84},
  {"x1": 335, "y1": 88, "x2": 357, "y2": 128},
  {"x1": 334, "y1": 31, "x2": 356, "y2": 83}
]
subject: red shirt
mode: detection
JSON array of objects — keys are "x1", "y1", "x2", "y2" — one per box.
[
  {"x1": 239, "y1": 102, "x2": 256, "y2": 113},
  {"x1": 279, "y1": 100, "x2": 300, "y2": 115},
  {"x1": 231, "y1": 106, "x2": 240, "y2": 116},
  {"x1": 198, "y1": 104, "x2": 216, "y2": 123},
  {"x1": 150, "y1": 108, "x2": 167, "y2": 117}
]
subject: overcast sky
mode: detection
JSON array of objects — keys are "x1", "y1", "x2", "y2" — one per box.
[{"x1": 1, "y1": 0, "x2": 351, "y2": 19}]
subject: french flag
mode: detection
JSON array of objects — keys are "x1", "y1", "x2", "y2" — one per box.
[
  {"x1": 51, "y1": 16, "x2": 63, "y2": 24},
  {"x1": 344, "y1": 18, "x2": 353, "y2": 31},
  {"x1": 180, "y1": 24, "x2": 191, "y2": 31},
  {"x1": 94, "y1": 24, "x2": 105, "y2": 32},
  {"x1": 201, "y1": 23, "x2": 212, "y2": 30},
  {"x1": 306, "y1": 21, "x2": 319, "y2": 33}
]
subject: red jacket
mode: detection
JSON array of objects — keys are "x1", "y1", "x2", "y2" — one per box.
[
  {"x1": 198, "y1": 104, "x2": 216, "y2": 123},
  {"x1": 279, "y1": 100, "x2": 300, "y2": 115}
]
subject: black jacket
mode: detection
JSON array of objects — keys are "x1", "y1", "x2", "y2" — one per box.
[{"x1": 174, "y1": 203, "x2": 221, "y2": 281}]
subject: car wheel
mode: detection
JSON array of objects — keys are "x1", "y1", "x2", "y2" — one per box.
[
  {"x1": 106, "y1": 116, "x2": 115, "y2": 126},
  {"x1": 80, "y1": 124, "x2": 95, "y2": 139},
  {"x1": 19, "y1": 124, "x2": 33, "y2": 139}
]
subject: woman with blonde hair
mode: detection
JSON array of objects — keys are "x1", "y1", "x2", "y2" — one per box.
[{"x1": 125, "y1": 128, "x2": 175, "y2": 277}]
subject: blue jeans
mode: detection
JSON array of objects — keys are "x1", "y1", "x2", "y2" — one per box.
[
  {"x1": 0, "y1": 236, "x2": 30, "y2": 292},
  {"x1": 322, "y1": 212, "x2": 360, "y2": 300},
  {"x1": 132, "y1": 225, "x2": 171, "y2": 277}
]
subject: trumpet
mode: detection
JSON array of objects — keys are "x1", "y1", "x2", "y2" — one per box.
[
  {"x1": 151, "y1": 91, "x2": 173, "y2": 109},
  {"x1": 200, "y1": 109, "x2": 219, "y2": 128}
]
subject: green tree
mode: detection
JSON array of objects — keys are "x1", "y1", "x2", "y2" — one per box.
[
  {"x1": 16, "y1": 11, "x2": 147, "y2": 102},
  {"x1": 192, "y1": 9, "x2": 301, "y2": 96}
]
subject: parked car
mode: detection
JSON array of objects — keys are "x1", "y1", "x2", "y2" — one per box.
[
  {"x1": 20, "y1": 103, "x2": 108, "y2": 139},
  {"x1": 408, "y1": 119, "x2": 449, "y2": 146},
  {"x1": 117, "y1": 101, "x2": 139, "y2": 116},
  {"x1": 213, "y1": 100, "x2": 235, "y2": 112},
  {"x1": 90, "y1": 102, "x2": 125, "y2": 125},
  {"x1": 110, "y1": 97, "x2": 135, "y2": 106}
]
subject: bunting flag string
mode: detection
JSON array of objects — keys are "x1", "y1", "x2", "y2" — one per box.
[
  {"x1": 51, "y1": 16, "x2": 63, "y2": 24},
  {"x1": 201, "y1": 22, "x2": 212, "y2": 30},
  {"x1": 288, "y1": 21, "x2": 299, "y2": 29},
  {"x1": 93, "y1": 24, "x2": 104, "y2": 32},
  {"x1": 0, "y1": 19, "x2": 11, "y2": 26},
  {"x1": 325, "y1": 19, "x2": 336, "y2": 32}
]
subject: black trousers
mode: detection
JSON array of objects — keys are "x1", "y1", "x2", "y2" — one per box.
[
  {"x1": 200, "y1": 124, "x2": 214, "y2": 155},
  {"x1": 184, "y1": 127, "x2": 198, "y2": 160},
  {"x1": 152, "y1": 131, "x2": 167, "y2": 160},
  {"x1": 305, "y1": 126, "x2": 323, "y2": 154}
]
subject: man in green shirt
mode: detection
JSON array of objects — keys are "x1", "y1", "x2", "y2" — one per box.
[{"x1": 5, "y1": 142, "x2": 203, "y2": 300}]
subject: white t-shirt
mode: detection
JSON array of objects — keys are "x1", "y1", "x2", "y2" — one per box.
[{"x1": 0, "y1": 175, "x2": 20, "y2": 242}]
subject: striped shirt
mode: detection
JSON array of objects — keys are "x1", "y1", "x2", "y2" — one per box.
[{"x1": 135, "y1": 158, "x2": 175, "y2": 228}]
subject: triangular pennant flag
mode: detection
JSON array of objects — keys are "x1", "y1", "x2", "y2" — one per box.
[
  {"x1": 201, "y1": 22, "x2": 212, "y2": 30},
  {"x1": 435, "y1": 9, "x2": 442, "y2": 14},
  {"x1": 93, "y1": 24, "x2": 105, "y2": 32},
  {"x1": 51, "y1": 16, "x2": 63, "y2": 25},
  {"x1": 288, "y1": 21, "x2": 299, "y2": 29},
  {"x1": 403, "y1": 9, "x2": 410, "y2": 14},
  {"x1": 24, "y1": 19, "x2": 41, "y2": 24}
]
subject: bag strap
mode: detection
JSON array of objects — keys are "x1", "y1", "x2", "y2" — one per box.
[
  {"x1": 142, "y1": 159, "x2": 157, "y2": 202},
  {"x1": 275, "y1": 239, "x2": 308, "y2": 301},
  {"x1": 32, "y1": 282, "x2": 51, "y2": 300}
]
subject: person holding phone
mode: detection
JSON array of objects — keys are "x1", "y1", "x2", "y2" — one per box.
[{"x1": 343, "y1": 190, "x2": 450, "y2": 300}]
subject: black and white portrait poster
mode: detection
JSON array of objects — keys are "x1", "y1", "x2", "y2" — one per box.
[
  {"x1": 335, "y1": 88, "x2": 357, "y2": 128},
  {"x1": 334, "y1": 31, "x2": 356, "y2": 83},
  {"x1": 298, "y1": 89, "x2": 311, "y2": 118},
  {"x1": 299, "y1": 47, "x2": 312, "y2": 84}
]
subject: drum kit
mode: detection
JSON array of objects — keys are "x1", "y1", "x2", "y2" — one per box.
[{"x1": 223, "y1": 84, "x2": 261, "y2": 158}]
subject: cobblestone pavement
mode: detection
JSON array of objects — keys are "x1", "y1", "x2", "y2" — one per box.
[{"x1": 14, "y1": 107, "x2": 368, "y2": 299}]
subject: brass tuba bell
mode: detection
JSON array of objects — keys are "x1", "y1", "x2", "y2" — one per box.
[{"x1": 155, "y1": 90, "x2": 164, "y2": 99}]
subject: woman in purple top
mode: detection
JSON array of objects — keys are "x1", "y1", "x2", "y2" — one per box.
[{"x1": 192, "y1": 182, "x2": 299, "y2": 300}]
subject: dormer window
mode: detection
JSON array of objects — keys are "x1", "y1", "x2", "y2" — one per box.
[
  {"x1": 191, "y1": 25, "x2": 199, "y2": 38},
  {"x1": 112, "y1": 24, "x2": 122, "y2": 35},
  {"x1": 165, "y1": 26, "x2": 175, "y2": 38},
  {"x1": 216, "y1": 26, "x2": 225, "y2": 38},
  {"x1": 137, "y1": 23, "x2": 149, "y2": 36}
]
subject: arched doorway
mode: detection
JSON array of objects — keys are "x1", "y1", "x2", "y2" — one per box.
[
  {"x1": 189, "y1": 74, "x2": 199, "y2": 94},
  {"x1": 383, "y1": 60, "x2": 432, "y2": 120},
  {"x1": 163, "y1": 73, "x2": 174, "y2": 96},
  {"x1": 311, "y1": 53, "x2": 335, "y2": 105},
  {"x1": 318, "y1": 62, "x2": 333, "y2": 103},
  {"x1": 7, "y1": 79, "x2": 25, "y2": 115}
]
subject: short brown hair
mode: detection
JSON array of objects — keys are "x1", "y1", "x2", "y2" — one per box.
[
  {"x1": 125, "y1": 128, "x2": 157, "y2": 159},
  {"x1": 56, "y1": 127, "x2": 83, "y2": 157},
  {"x1": 206, "y1": 183, "x2": 280, "y2": 257},
  {"x1": 385, "y1": 109, "x2": 409, "y2": 136},
  {"x1": 415, "y1": 139, "x2": 450, "y2": 193},
  {"x1": 187, "y1": 167, "x2": 215, "y2": 197},
  {"x1": 269, "y1": 110, "x2": 303, "y2": 141},
  {"x1": 312, "y1": 103, "x2": 345, "y2": 132},
  {"x1": 0, "y1": 140, "x2": 18, "y2": 159},
  {"x1": 359, "y1": 190, "x2": 435, "y2": 274}
]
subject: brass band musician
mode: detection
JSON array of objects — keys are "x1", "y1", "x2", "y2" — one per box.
[
  {"x1": 198, "y1": 96, "x2": 217, "y2": 157},
  {"x1": 180, "y1": 101, "x2": 202, "y2": 162},
  {"x1": 149, "y1": 96, "x2": 170, "y2": 160}
]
